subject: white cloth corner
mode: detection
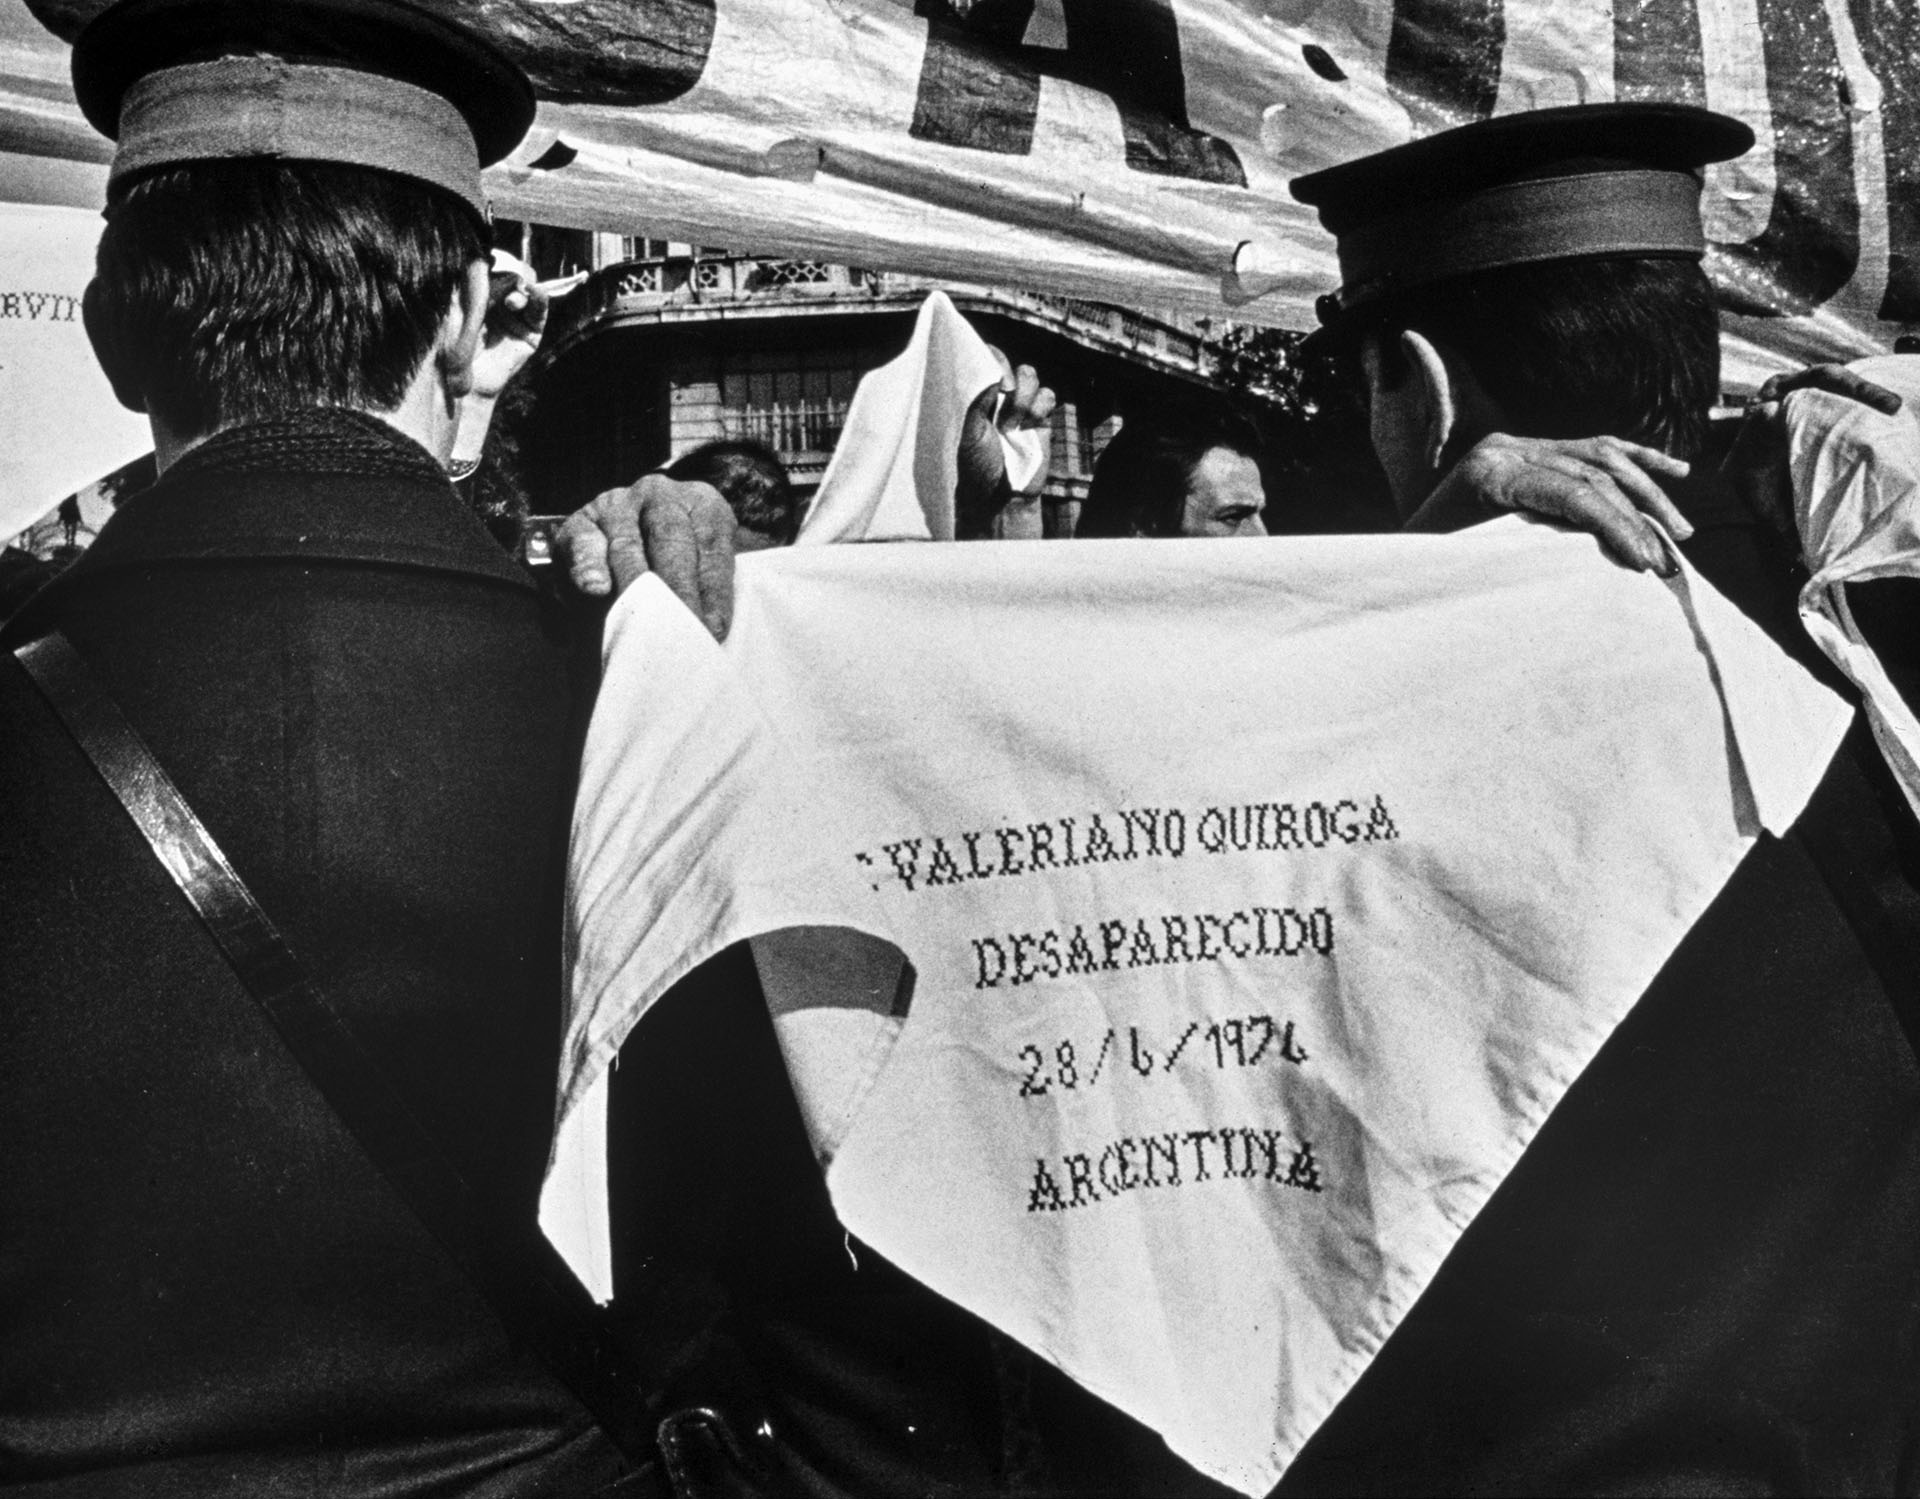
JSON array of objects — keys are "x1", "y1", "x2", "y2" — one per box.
[{"x1": 1660, "y1": 532, "x2": 1851, "y2": 836}]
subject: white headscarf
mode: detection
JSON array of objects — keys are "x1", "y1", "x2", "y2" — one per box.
[{"x1": 795, "y1": 291, "x2": 1047, "y2": 544}]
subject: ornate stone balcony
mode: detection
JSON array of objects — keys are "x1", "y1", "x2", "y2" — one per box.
[{"x1": 557, "y1": 253, "x2": 1219, "y2": 385}]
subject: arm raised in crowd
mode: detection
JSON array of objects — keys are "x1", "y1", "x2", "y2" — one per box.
[
  {"x1": 553, "y1": 343, "x2": 1053, "y2": 631},
  {"x1": 449, "y1": 254, "x2": 552, "y2": 472},
  {"x1": 445, "y1": 259, "x2": 735, "y2": 643},
  {"x1": 451, "y1": 264, "x2": 744, "y2": 636},
  {"x1": 956, "y1": 349, "x2": 1055, "y2": 539}
]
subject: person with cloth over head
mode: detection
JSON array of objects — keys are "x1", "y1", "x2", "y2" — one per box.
[{"x1": 0, "y1": 1, "x2": 886, "y2": 1492}]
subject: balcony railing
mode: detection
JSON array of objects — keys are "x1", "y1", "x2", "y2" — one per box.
[
  {"x1": 583, "y1": 255, "x2": 875, "y2": 316},
  {"x1": 724, "y1": 401, "x2": 846, "y2": 455},
  {"x1": 575, "y1": 255, "x2": 1217, "y2": 380}
]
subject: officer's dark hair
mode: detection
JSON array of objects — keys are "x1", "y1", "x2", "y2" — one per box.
[
  {"x1": 1077, "y1": 407, "x2": 1266, "y2": 539},
  {"x1": 85, "y1": 158, "x2": 487, "y2": 440},
  {"x1": 666, "y1": 439, "x2": 801, "y2": 545},
  {"x1": 1359, "y1": 255, "x2": 1720, "y2": 462}
]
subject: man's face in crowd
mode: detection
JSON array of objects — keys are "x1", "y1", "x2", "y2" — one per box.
[{"x1": 1180, "y1": 446, "x2": 1268, "y2": 537}]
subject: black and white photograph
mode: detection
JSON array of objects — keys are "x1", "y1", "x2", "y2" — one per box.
[{"x1": 2, "y1": 1, "x2": 1918, "y2": 1494}]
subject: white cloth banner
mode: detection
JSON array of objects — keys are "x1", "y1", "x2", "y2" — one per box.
[
  {"x1": 0, "y1": 201, "x2": 148, "y2": 537},
  {"x1": 1788, "y1": 354, "x2": 1920, "y2": 821},
  {"x1": 7, "y1": 0, "x2": 1920, "y2": 387},
  {"x1": 544, "y1": 521, "x2": 1849, "y2": 1495}
]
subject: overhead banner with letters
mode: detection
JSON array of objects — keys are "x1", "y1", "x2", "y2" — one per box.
[{"x1": 4, "y1": 0, "x2": 1917, "y2": 388}]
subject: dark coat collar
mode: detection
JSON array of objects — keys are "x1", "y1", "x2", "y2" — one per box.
[{"x1": 7, "y1": 410, "x2": 530, "y2": 645}]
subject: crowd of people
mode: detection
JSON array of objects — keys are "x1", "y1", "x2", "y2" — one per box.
[{"x1": 3, "y1": 0, "x2": 1919, "y2": 1496}]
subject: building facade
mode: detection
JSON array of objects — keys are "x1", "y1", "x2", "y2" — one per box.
[{"x1": 503, "y1": 227, "x2": 1252, "y2": 538}]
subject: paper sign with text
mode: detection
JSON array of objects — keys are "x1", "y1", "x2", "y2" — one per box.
[
  {"x1": 543, "y1": 522, "x2": 1849, "y2": 1494},
  {"x1": 0, "y1": 202, "x2": 149, "y2": 537}
]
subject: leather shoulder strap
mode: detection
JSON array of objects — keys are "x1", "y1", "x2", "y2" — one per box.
[{"x1": 12, "y1": 629, "x2": 656, "y2": 1465}]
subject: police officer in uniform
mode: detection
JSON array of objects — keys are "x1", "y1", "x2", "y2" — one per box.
[
  {"x1": 1023, "y1": 102, "x2": 1920, "y2": 1498},
  {"x1": 0, "y1": 2, "x2": 1019, "y2": 1493},
  {"x1": 0, "y1": 2, "x2": 675, "y2": 1492},
  {"x1": 1273, "y1": 102, "x2": 1920, "y2": 1497}
]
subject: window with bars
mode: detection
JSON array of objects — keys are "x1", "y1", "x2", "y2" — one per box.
[
  {"x1": 618, "y1": 237, "x2": 666, "y2": 260},
  {"x1": 713, "y1": 355, "x2": 862, "y2": 456},
  {"x1": 721, "y1": 367, "x2": 855, "y2": 454}
]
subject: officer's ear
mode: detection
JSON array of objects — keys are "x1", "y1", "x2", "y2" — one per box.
[
  {"x1": 81, "y1": 279, "x2": 148, "y2": 414},
  {"x1": 1398, "y1": 329, "x2": 1458, "y2": 477},
  {"x1": 437, "y1": 258, "x2": 491, "y2": 400}
]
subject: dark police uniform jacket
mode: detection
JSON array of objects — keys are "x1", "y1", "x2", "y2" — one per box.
[
  {"x1": 0, "y1": 411, "x2": 630, "y2": 1496},
  {"x1": 0, "y1": 409, "x2": 1008, "y2": 1499}
]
